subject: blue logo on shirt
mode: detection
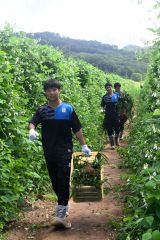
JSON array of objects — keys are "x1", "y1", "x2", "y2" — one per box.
[{"x1": 55, "y1": 103, "x2": 73, "y2": 120}]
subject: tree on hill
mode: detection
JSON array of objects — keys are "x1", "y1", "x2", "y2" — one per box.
[{"x1": 27, "y1": 31, "x2": 148, "y2": 81}]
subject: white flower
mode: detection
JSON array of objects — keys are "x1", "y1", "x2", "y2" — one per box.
[
  {"x1": 152, "y1": 124, "x2": 156, "y2": 133},
  {"x1": 152, "y1": 92, "x2": 157, "y2": 97},
  {"x1": 156, "y1": 99, "x2": 160, "y2": 105},
  {"x1": 143, "y1": 163, "x2": 148, "y2": 169},
  {"x1": 149, "y1": 175, "x2": 154, "y2": 180},
  {"x1": 143, "y1": 198, "x2": 147, "y2": 204},
  {"x1": 153, "y1": 172, "x2": 157, "y2": 177},
  {"x1": 153, "y1": 144, "x2": 158, "y2": 150}
]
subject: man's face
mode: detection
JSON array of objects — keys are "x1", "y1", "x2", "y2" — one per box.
[
  {"x1": 106, "y1": 85, "x2": 112, "y2": 93},
  {"x1": 45, "y1": 87, "x2": 60, "y2": 101},
  {"x1": 115, "y1": 86, "x2": 121, "y2": 92}
]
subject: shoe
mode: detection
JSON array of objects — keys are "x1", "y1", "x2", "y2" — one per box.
[
  {"x1": 109, "y1": 136, "x2": 115, "y2": 149},
  {"x1": 52, "y1": 217, "x2": 71, "y2": 229},
  {"x1": 53, "y1": 203, "x2": 69, "y2": 216},
  {"x1": 53, "y1": 204, "x2": 71, "y2": 228},
  {"x1": 66, "y1": 204, "x2": 69, "y2": 217},
  {"x1": 55, "y1": 204, "x2": 68, "y2": 218},
  {"x1": 110, "y1": 146, "x2": 115, "y2": 150}
]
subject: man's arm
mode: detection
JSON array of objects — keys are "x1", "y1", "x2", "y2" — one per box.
[
  {"x1": 75, "y1": 129, "x2": 91, "y2": 155},
  {"x1": 101, "y1": 96, "x2": 106, "y2": 112},
  {"x1": 75, "y1": 128, "x2": 86, "y2": 145},
  {"x1": 70, "y1": 109, "x2": 91, "y2": 155}
]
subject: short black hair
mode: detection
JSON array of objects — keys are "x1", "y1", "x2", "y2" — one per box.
[
  {"x1": 105, "y1": 82, "x2": 112, "y2": 88},
  {"x1": 114, "y1": 82, "x2": 121, "y2": 88},
  {"x1": 43, "y1": 79, "x2": 61, "y2": 91}
]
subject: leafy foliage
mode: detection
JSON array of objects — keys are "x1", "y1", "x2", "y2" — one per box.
[
  {"x1": 72, "y1": 153, "x2": 107, "y2": 187},
  {"x1": 0, "y1": 25, "x2": 139, "y2": 232},
  {"x1": 117, "y1": 91, "x2": 134, "y2": 118},
  {"x1": 115, "y1": 35, "x2": 160, "y2": 239}
]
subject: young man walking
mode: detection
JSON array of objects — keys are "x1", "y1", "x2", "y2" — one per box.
[
  {"x1": 101, "y1": 82, "x2": 120, "y2": 149},
  {"x1": 28, "y1": 79, "x2": 91, "y2": 228}
]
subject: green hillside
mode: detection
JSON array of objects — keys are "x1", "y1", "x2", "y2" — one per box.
[{"x1": 27, "y1": 32, "x2": 148, "y2": 82}]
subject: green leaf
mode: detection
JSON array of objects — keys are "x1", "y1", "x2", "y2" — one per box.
[
  {"x1": 152, "y1": 230, "x2": 160, "y2": 240},
  {"x1": 145, "y1": 181, "x2": 156, "y2": 190},
  {"x1": 156, "y1": 205, "x2": 160, "y2": 219},
  {"x1": 32, "y1": 172, "x2": 41, "y2": 179},
  {"x1": 142, "y1": 232, "x2": 152, "y2": 240},
  {"x1": 0, "y1": 196, "x2": 9, "y2": 203},
  {"x1": 145, "y1": 216, "x2": 154, "y2": 227}
]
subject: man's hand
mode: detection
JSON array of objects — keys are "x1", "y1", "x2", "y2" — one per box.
[
  {"x1": 81, "y1": 144, "x2": 91, "y2": 156},
  {"x1": 29, "y1": 129, "x2": 39, "y2": 141}
]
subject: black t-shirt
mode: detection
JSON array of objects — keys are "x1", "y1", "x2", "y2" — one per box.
[
  {"x1": 29, "y1": 102, "x2": 82, "y2": 155},
  {"x1": 101, "y1": 93, "x2": 119, "y2": 116}
]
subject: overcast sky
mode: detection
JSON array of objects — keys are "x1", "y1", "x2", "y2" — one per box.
[{"x1": 0, "y1": 0, "x2": 158, "y2": 48}]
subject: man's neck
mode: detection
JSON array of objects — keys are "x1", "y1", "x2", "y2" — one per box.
[
  {"x1": 107, "y1": 92, "x2": 113, "y2": 96},
  {"x1": 48, "y1": 99, "x2": 62, "y2": 108}
]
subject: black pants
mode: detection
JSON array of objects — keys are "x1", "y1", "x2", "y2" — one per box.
[
  {"x1": 103, "y1": 114, "x2": 120, "y2": 136},
  {"x1": 120, "y1": 122, "x2": 125, "y2": 132},
  {"x1": 44, "y1": 151, "x2": 72, "y2": 206},
  {"x1": 119, "y1": 114, "x2": 127, "y2": 132}
]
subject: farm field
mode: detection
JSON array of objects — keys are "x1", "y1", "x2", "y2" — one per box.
[{"x1": 0, "y1": 26, "x2": 159, "y2": 240}]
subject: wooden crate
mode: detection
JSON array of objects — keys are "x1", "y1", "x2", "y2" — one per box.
[
  {"x1": 73, "y1": 186, "x2": 102, "y2": 202},
  {"x1": 71, "y1": 152, "x2": 107, "y2": 202}
]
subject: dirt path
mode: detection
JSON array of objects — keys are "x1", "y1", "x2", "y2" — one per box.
[{"x1": 7, "y1": 141, "x2": 127, "y2": 240}]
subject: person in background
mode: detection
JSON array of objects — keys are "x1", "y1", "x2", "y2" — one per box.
[
  {"x1": 28, "y1": 79, "x2": 91, "y2": 229},
  {"x1": 101, "y1": 82, "x2": 120, "y2": 149},
  {"x1": 114, "y1": 82, "x2": 129, "y2": 140}
]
